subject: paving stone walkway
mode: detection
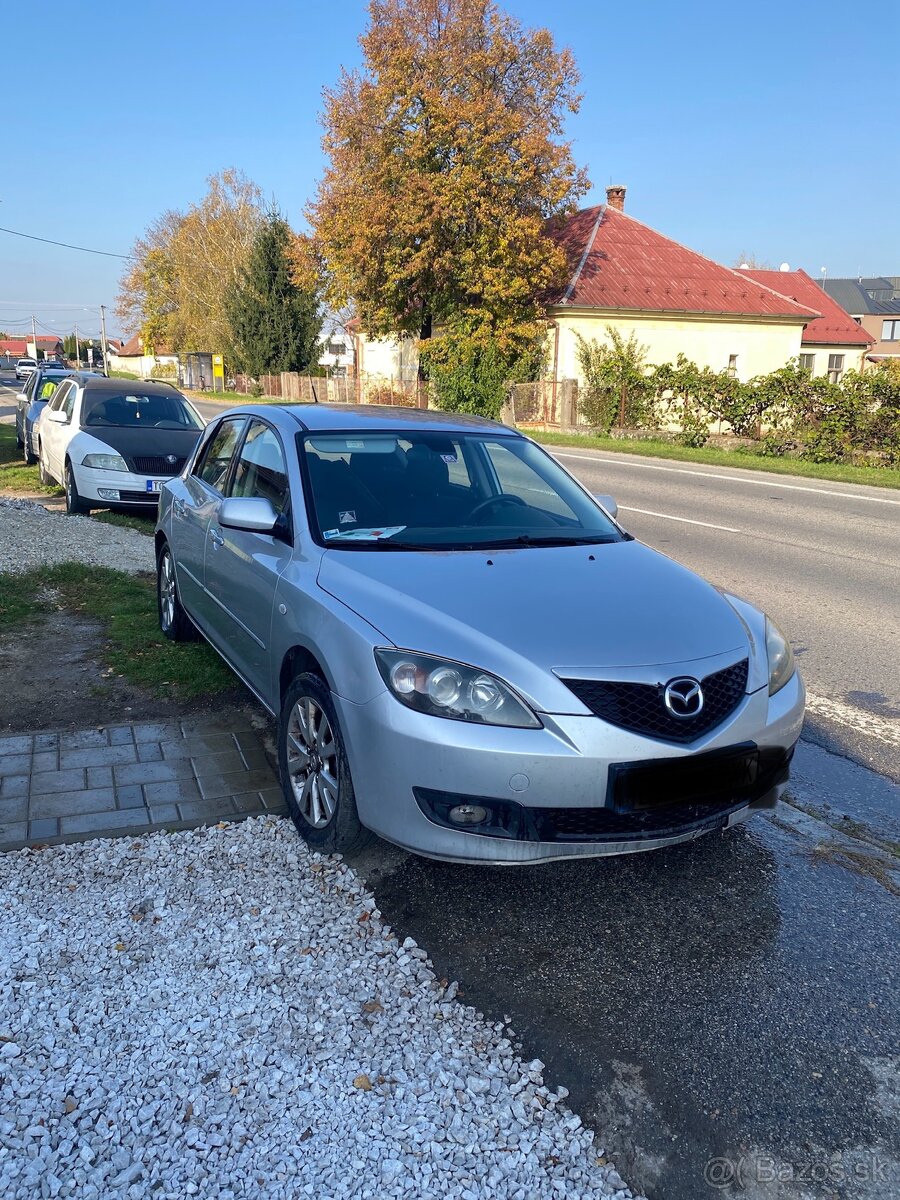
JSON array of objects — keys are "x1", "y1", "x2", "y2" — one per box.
[{"x1": 0, "y1": 712, "x2": 286, "y2": 851}]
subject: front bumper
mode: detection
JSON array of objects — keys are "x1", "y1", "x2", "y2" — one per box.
[
  {"x1": 76, "y1": 465, "x2": 170, "y2": 506},
  {"x1": 333, "y1": 671, "x2": 805, "y2": 863}
]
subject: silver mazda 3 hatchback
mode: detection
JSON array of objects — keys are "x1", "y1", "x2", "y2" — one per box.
[{"x1": 156, "y1": 405, "x2": 804, "y2": 864}]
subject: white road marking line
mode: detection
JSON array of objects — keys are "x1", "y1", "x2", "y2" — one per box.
[
  {"x1": 554, "y1": 451, "x2": 900, "y2": 507},
  {"x1": 805, "y1": 693, "x2": 900, "y2": 748},
  {"x1": 618, "y1": 505, "x2": 740, "y2": 533}
]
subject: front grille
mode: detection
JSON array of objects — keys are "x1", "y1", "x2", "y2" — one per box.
[
  {"x1": 117, "y1": 491, "x2": 159, "y2": 504},
  {"x1": 535, "y1": 798, "x2": 744, "y2": 841},
  {"x1": 130, "y1": 456, "x2": 186, "y2": 475},
  {"x1": 561, "y1": 658, "x2": 749, "y2": 744}
]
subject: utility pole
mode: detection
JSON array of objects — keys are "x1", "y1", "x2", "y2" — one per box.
[
  {"x1": 31, "y1": 314, "x2": 37, "y2": 361},
  {"x1": 74, "y1": 324, "x2": 80, "y2": 367},
  {"x1": 99, "y1": 305, "x2": 110, "y2": 377}
]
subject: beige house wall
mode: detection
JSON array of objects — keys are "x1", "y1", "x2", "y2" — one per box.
[
  {"x1": 797, "y1": 344, "x2": 867, "y2": 378},
  {"x1": 550, "y1": 309, "x2": 806, "y2": 383},
  {"x1": 356, "y1": 333, "x2": 419, "y2": 383}
]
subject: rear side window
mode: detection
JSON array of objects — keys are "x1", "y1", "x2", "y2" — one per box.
[
  {"x1": 195, "y1": 419, "x2": 245, "y2": 494},
  {"x1": 229, "y1": 421, "x2": 289, "y2": 512}
]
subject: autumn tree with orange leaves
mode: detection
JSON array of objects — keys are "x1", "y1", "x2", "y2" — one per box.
[{"x1": 303, "y1": 0, "x2": 588, "y2": 415}]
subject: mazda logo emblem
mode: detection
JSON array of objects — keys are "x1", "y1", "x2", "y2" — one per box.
[
  {"x1": 664, "y1": 677, "x2": 704, "y2": 718},
  {"x1": 165, "y1": 454, "x2": 177, "y2": 465}
]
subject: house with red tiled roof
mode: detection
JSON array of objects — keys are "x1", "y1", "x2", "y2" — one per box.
[
  {"x1": 737, "y1": 268, "x2": 874, "y2": 381},
  {"x1": 107, "y1": 333, "x2": 178, "y2": 378},
  {"x1": 0, "y1": 335, "x2": 63, "y2": 361},
  {"x1": 547, "y1": 186, "x2": 820, "y2": 385}
]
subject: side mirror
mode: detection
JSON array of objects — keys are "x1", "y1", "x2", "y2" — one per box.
[
  {"x1": 218, "y1": 496, "x2": 279, "y2": 534},
  {"x1": 16, "y1": 393, "x2": 27, "y2": 403},
  {"x1": 46, "y1": 409, "x2": 68, "y2": 424},
  {"x1": 593, "y1": 493, "x2": 618, "y2": 520}
]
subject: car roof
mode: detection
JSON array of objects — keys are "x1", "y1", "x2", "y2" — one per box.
[
  {"x1": 220, "y1": 402, "x2": 521, "y2": 436},
  {"x1": 77, "y1": 375, "x2": 186, "y2": 397}
]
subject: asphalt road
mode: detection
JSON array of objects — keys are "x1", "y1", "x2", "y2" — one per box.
[{"x1": 4, "y1": 377, "x2": 899, "y2": 1198}]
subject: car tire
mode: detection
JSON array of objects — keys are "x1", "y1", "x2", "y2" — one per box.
[
  {"x1": 278, "y1": 671, "x2": 372, "y2": 855},
  {"x1": 156, "y1": 541, "x2": 198, "y2": 642},
  {"x1": 38, "y1": 445, "x2": 53, "y2": 486},
  {"x1": 23, "y1": 437, "x2": 36, "y2": 466},
  {"x1": 64, "y1": 461, "x2": 90, "y2": 515},
  {"x1": 15, "y1": 423, "x2": 23, "y2": 450}
]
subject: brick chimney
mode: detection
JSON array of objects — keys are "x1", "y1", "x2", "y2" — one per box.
[{"x1": 606, "y1": 185, "x2": 626, "y2": 212}]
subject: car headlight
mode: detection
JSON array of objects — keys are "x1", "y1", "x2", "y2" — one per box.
[
  {"x1": 374, "y1": 649, "x2": 541, "y2": 728},
  {"x1": 82, "y1": 453, "x2": 128, "y2": 472},
  {"x1": 765, "y1": 618, "x2": 795, "y2": 696}
]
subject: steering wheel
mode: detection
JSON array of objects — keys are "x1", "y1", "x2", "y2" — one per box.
[{"x1": 468, "y1": 494, "x2": 527, "y2": 523}]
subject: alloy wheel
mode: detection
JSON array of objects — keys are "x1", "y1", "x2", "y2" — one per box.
[
  {"x1": 285, "y1": 697, "x2": 339, "y2": 828},
  {"x1": 159, "y1": 550, "x2": 176, "y2": 632}
]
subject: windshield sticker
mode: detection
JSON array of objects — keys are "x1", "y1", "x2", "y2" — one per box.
[
  {"x1": 323, "y1": 526, "x2": 407, "y2": 542},
  {"x1": 440, "y1": 452, "x2": 458, "y2": 463},
  {"x1": 339, "y1": 510, "x2": 357, "y2": 524}
]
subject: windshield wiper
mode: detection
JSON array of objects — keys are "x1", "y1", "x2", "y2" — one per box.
[{"x1": 476, "y1": 534, "x2": 618, "y2": 549}]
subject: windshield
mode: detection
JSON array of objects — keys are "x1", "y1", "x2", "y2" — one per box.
[
  {"x1": 301, "y1": 430, "x2": 624, "y2": 550},
  {"x1": 82, "y1": 391, "x2": 204, "y2": 430}
]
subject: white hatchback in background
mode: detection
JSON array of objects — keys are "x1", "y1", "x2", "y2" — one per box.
[
  {"x1": 15, "y1": 358, "x2": 37, "y2": 380},
  {"x1": 37, "y1": 375, "x2": 204, "y2": 514}
]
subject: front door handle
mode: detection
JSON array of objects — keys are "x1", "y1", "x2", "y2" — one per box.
[
  {"x1": 208, "y1": 527, "x2": 225, "y2": 548},
  {"x1": 173, "y1": 498, "x2": 186, "y2": 518}
]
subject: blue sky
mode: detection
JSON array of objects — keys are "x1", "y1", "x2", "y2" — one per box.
[{"x1": 3, "y1": 0, "x2": 897, "y2": 339}]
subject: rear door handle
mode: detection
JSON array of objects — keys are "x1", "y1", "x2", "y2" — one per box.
[{"x1": 208, "y1": 527, "x2": 225, "y2": 548}]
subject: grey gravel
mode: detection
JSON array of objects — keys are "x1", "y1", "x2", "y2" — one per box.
[
  {"x1": 0, "y1": 499, "x2": 154, "y2": 575},
  {"x1": 0, "y1": 818, "x2": 643, "y2": 1199}
]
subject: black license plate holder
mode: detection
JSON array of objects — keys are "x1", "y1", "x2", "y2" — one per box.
[{"x1": 608, "y1": 744, "x2": 760, "y2": 813}]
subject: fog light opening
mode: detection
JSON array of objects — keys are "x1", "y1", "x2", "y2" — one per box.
[
  {"x1": 98, "y1": 488, "x2": 121, "y2": 501},
  {"x1": 448, "y1": 804, "x2": 489, "y2": 826}
]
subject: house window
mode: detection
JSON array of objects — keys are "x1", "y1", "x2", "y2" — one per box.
[
  {"x1": 727, "y1": 354, "x2": 738, "y2": 377},
  {"x1": 882, "y1": 319, "x2": 900, "y2": 341},
  {"x1": 827, "y1": 353, "x2": 845, "y2": 384},
  {"x1": 327, "y1": 341, "x2": 345, "y2": 356},
  {"x1": 799, "y1": 353, "x2": 816, "y2": 373}
]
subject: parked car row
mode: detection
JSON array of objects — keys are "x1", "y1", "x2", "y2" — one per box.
[{"x1": 155, "y1": 402, "x2": 805, "y2": 866}]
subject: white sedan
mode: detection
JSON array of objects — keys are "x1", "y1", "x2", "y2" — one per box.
[{"x1": 37, "y1": 374, "x2": 204, "y2": 514}]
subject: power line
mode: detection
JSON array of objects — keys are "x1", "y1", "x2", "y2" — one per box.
[
  {"x1": 0, "y1": 225, "x2": 128, "y2": 259},
  {"x1": 0, "y1": 301, "x2": 103, "y2": 309}
]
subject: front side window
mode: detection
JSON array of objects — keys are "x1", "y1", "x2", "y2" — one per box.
[
  {"x1": 62, "y1": 385, "x2": 77, "y2": 421},
  {"x1": 195, "y1": 418, "x2": 245, "y2": 493},
  {"x1": 48, "y1": 382, "x2": 71, "y2": 412},
  {"x1": 301, "y1": 431, "x2": 623, "y2": 550},
  {"x1": 827, "y1": 353, "x2": 845, "y2": 384},
  {"x1": 39, "y1": 378, "x2": 64, "y2": 401},
  {"x1": 229, "y1": 421, "x2": 289, "y2": 512}
]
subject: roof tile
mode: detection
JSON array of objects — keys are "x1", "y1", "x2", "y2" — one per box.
[
  {"x1": 552, "y1": 205, "x2": 819, "y2": 320},
  {"x1": 738, "y1": 269, "x2": 874, "y2": 346}
]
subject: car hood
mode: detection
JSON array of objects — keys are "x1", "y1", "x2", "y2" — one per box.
[
  {"x1": 317, "y1": 541, "x2": 751, "y2": 712},
  {"x1": 76, "y1": 426, "x2": 202, "y2": 460}
]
